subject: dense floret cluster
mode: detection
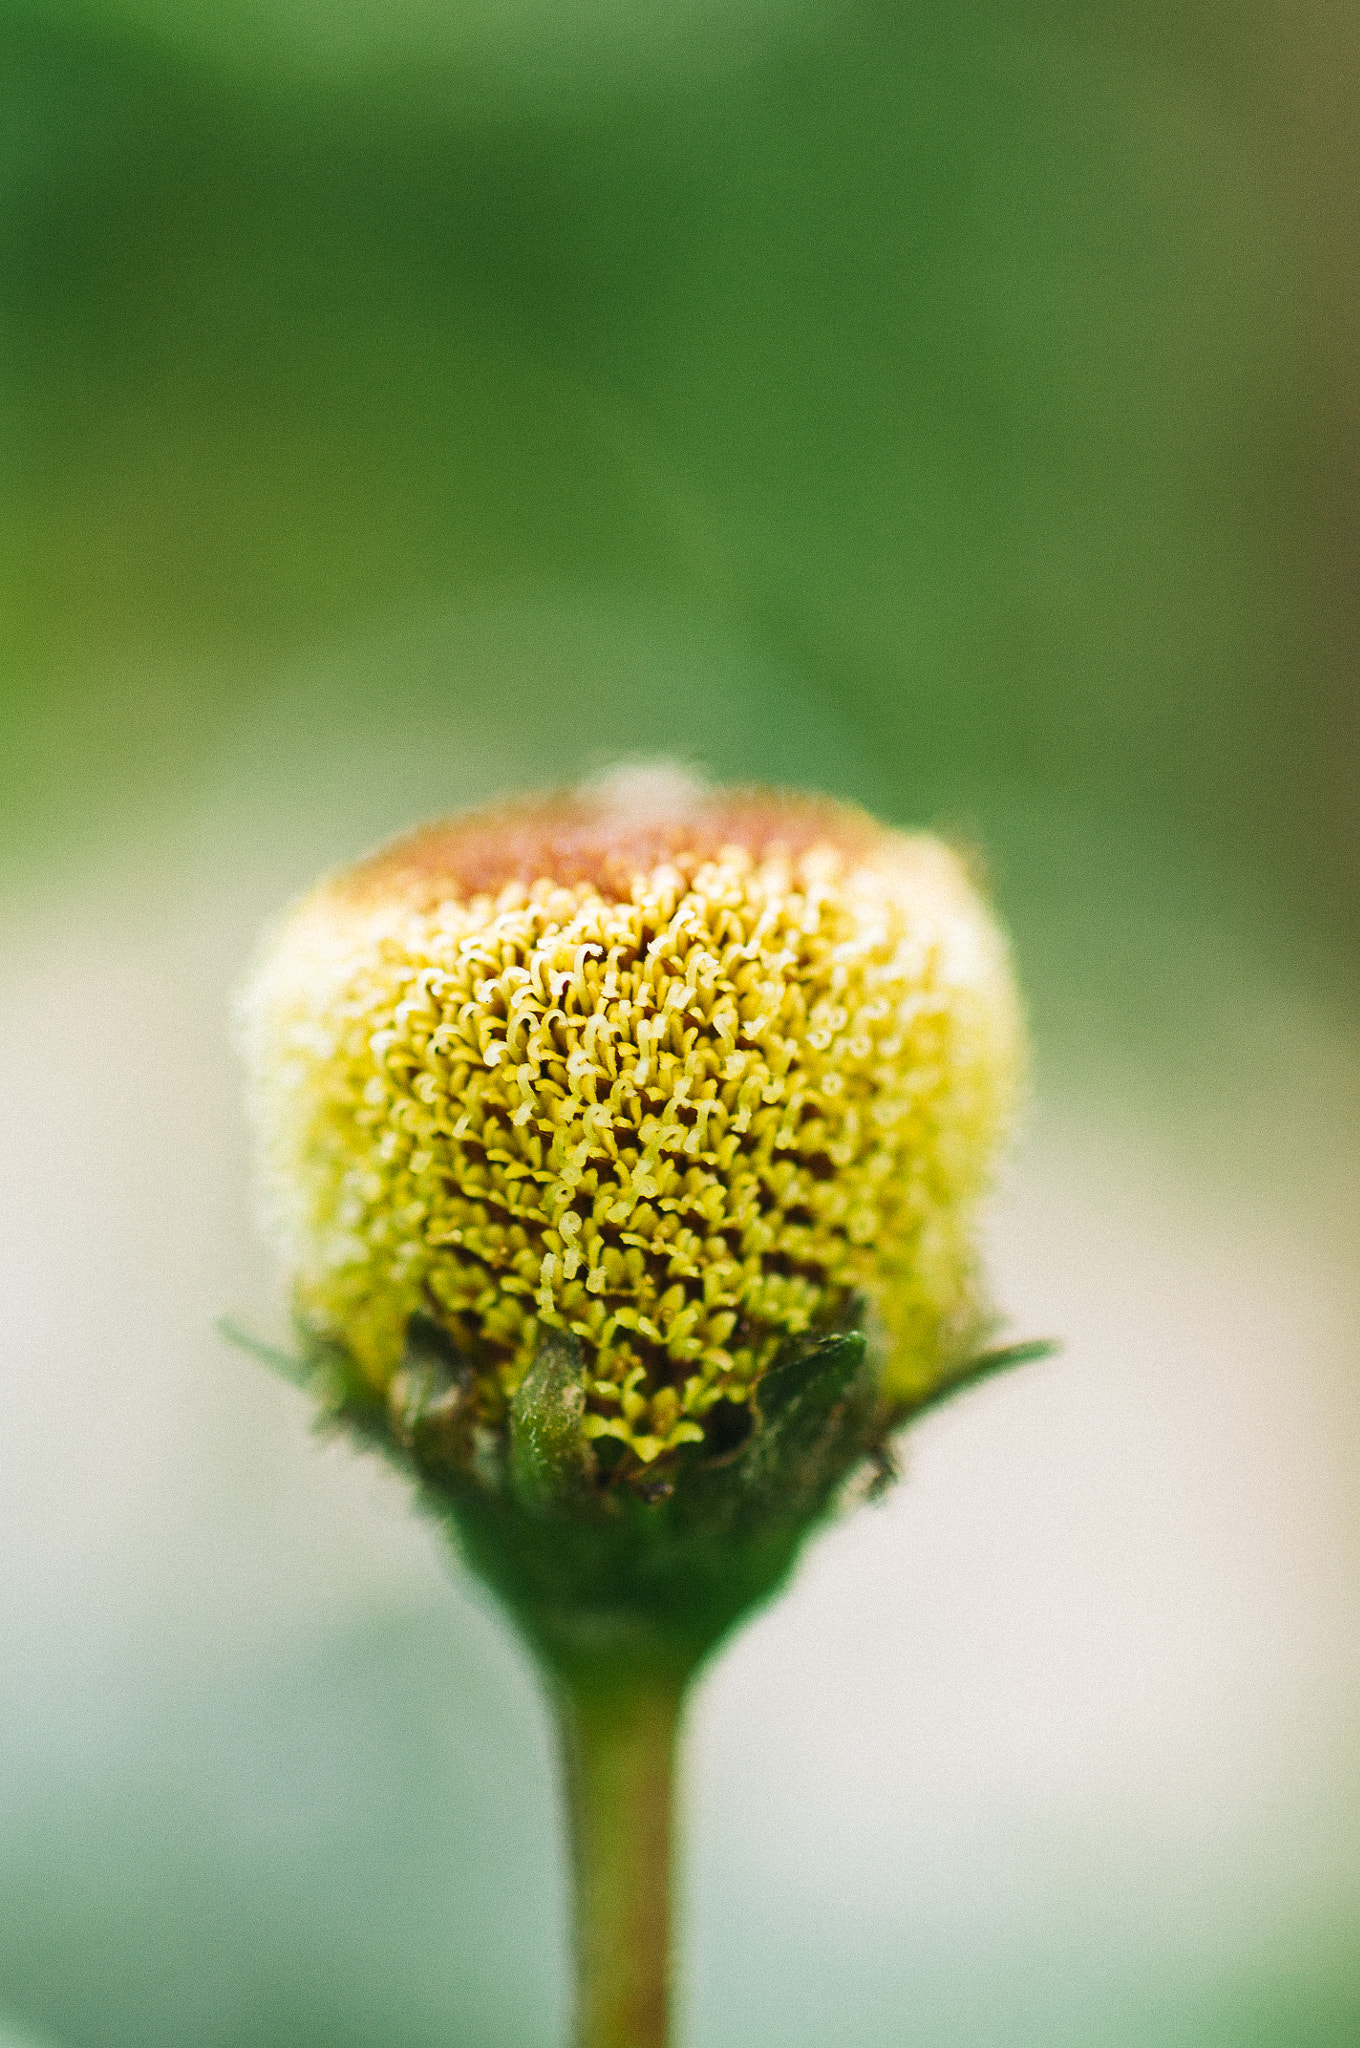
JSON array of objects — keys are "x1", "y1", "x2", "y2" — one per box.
[{"x1": 240, "y1": 770, "x2": 1022, "y2": 1465}]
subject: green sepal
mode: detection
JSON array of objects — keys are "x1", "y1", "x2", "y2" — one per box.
[
  {"x1": 740, "y1": 1329, "x2": 872, "y2": 1516},
  {"x1": 387, "y1": 1314, "x2": 476, "y2": 1464},
  {"x1": 510, "y1": 1328, "x2": 597, "y2": 1512},
  {"x1": 900, "y1": 1336, "x2": 1060, "y2": 1423}
]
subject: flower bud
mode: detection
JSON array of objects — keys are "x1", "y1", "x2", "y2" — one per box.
[{"x1": 238, "y1": 766, "x2": 1023, "y2": 1477}]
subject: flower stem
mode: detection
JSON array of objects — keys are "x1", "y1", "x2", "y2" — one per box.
[{"x1": 554, "y1": 1667, "x2": 688, "y2": 2048}]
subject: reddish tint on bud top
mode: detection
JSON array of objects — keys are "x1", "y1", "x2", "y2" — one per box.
[{"x1": 239, "y1": 767, "x2": 1023, "y2": 1466}]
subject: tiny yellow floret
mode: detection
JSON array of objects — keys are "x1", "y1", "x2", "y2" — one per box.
[{"x1": 239, "y1": 768, "x2": 1023, "y2": 1464}]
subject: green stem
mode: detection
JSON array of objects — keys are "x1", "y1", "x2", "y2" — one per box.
[{"x1": 554, "y1": 1668, "x2": 687, "y2": 2048}]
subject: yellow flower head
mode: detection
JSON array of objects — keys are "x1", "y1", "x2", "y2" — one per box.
[{"x1": 239, "y1": 767, "x2": 1023, "y2": 1468}]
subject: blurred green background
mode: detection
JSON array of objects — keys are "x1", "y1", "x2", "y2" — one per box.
[{"x1": 2, "y1": 2, "x2": 1358, "y2": 2043}]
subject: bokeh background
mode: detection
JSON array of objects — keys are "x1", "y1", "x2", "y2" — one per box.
[{"x1": 3, "y1": 3, "x2": 1359, "y2": 2043}]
